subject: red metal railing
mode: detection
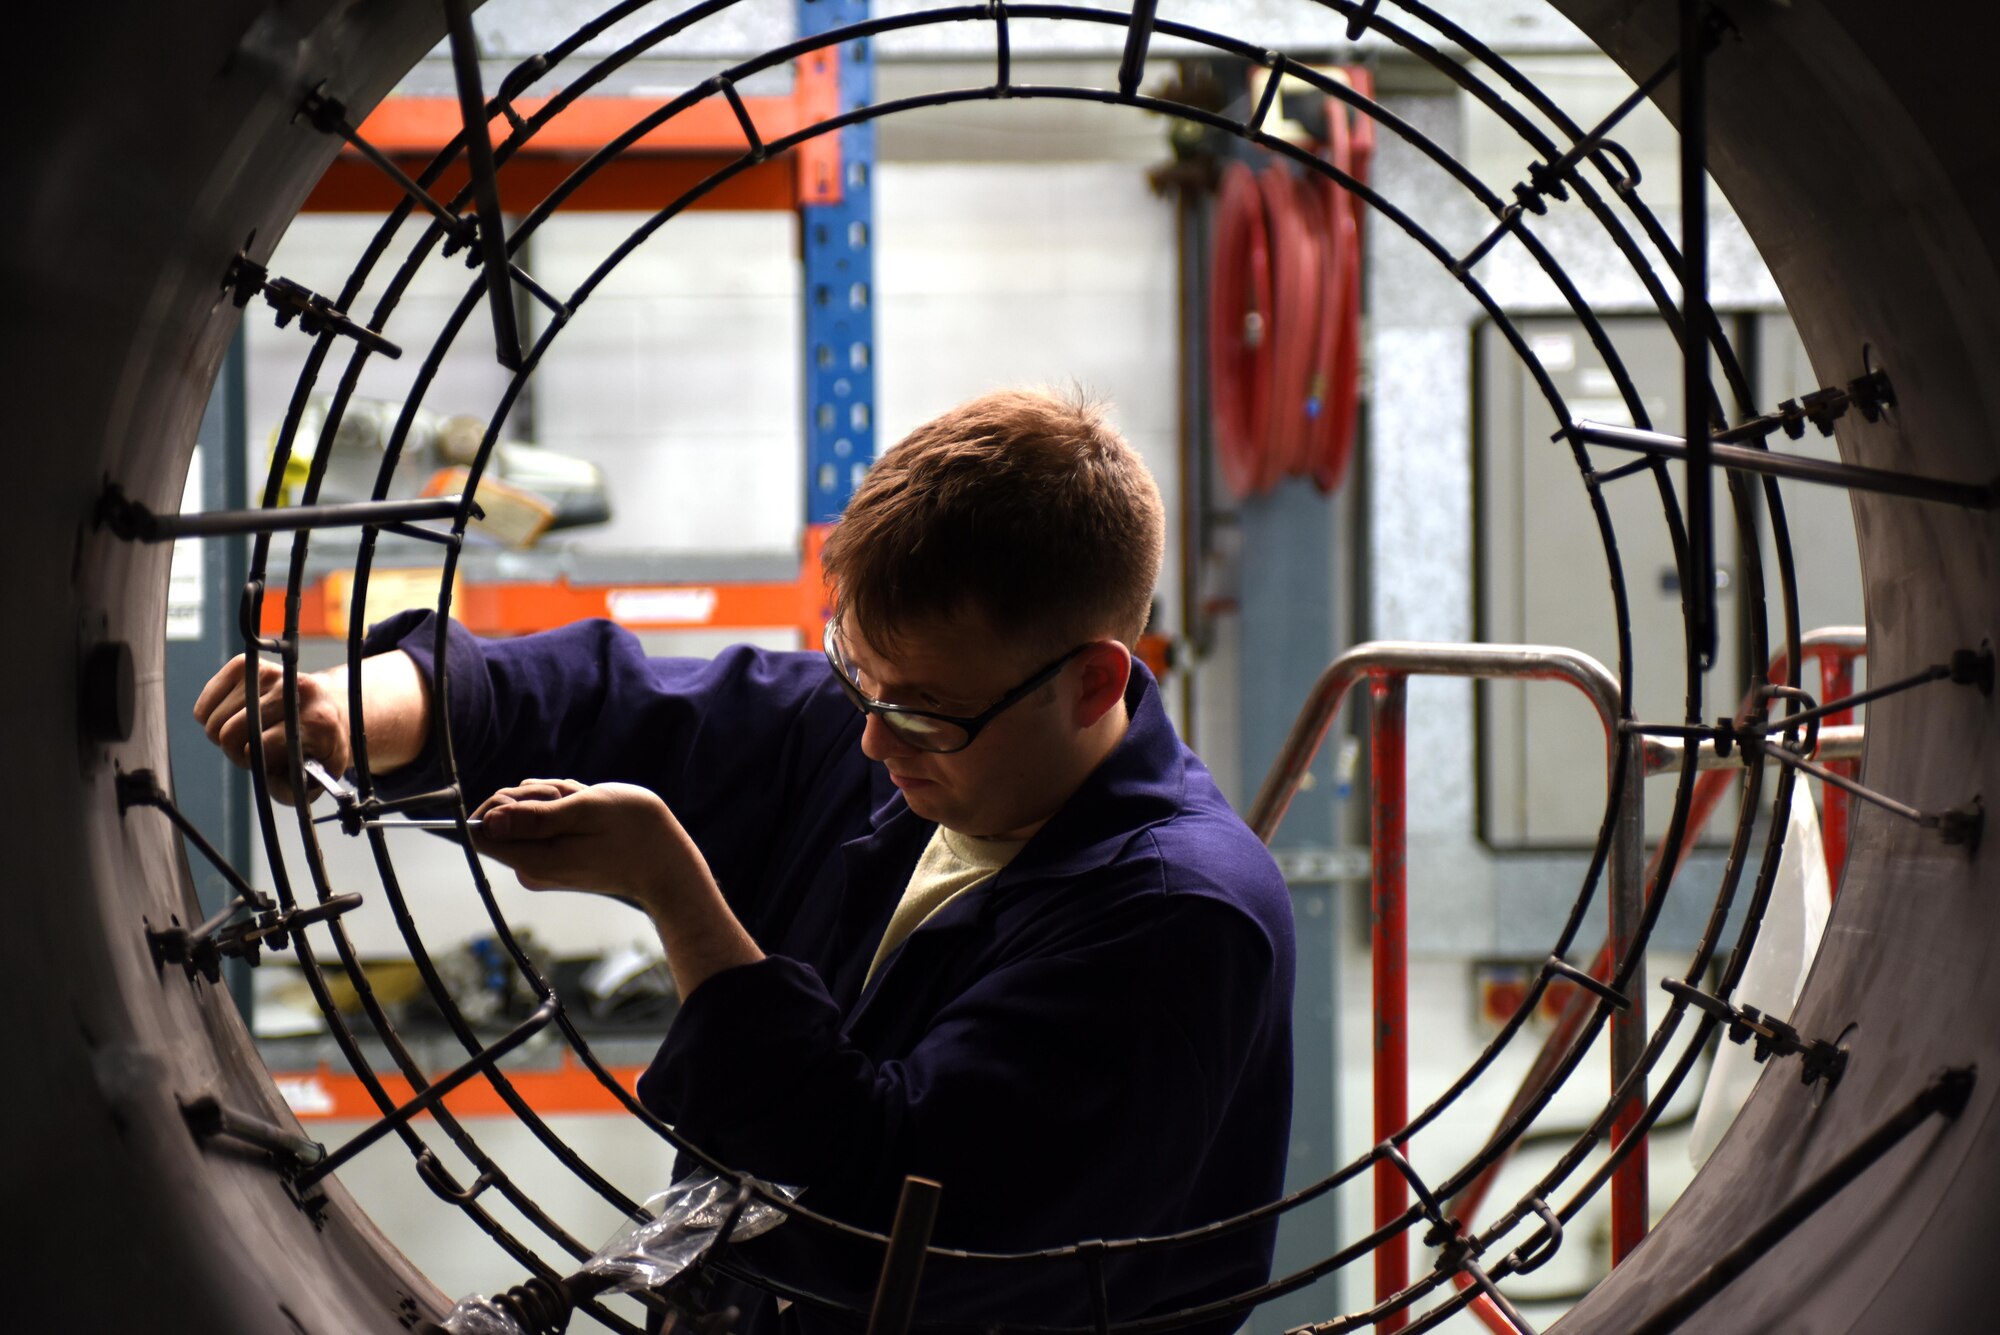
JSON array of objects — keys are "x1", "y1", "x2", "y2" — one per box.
[
  {"x1": 1249, "y1": 631, "x2": 1865, "y2": 1330},
  {"x1": 1248, "y1": 642, "x2": 1645, "y2": 1333},
  {"x1": 1774, "y1": 627, "x2": 1866, "y2": 888}
]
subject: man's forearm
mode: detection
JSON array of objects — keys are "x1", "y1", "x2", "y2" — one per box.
[
  {"x1": 644, "y1": 882, "x2": 765, "y2": 999},
  {"x1": 318, "y1": 649, "x2": 433, "y2": 775}
]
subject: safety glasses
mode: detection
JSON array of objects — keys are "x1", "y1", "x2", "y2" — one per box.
[{"x1": 823, "y1": 621, "x2": 1089, "y2": 754}]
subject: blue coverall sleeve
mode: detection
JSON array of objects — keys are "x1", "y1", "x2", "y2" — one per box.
[{"x1": 358, "y1": 611, "x2": 861, "y2": 897}]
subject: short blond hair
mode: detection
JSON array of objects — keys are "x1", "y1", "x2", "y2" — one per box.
[{"x1": 822, "y1": 388, "x2": 1164, "y2": 653}]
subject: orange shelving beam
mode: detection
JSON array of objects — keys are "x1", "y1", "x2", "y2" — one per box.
[
  {"x1": 262, "y1": 523, "x2": 837, "y2": 644},
  {"x1": 304, "y1": 48, "x2": 841, "y2": 214},
  {"x1": 274, "y1": 1054, "x2": 649, "y2": 1121}
]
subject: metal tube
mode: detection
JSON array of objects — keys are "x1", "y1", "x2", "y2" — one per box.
[
  {"x1": 1640, "y1": 723, "x2": 1863, "y2": 774},
  {"x1": 1249, "y1": 640, "x2": 1644, "y2": 1287},
  {"x1": 1763, "y1": 662, "x2": 1946, "y2": 733},
  {"x1": 1573, "y1": 420, "x2": 1995, "y2": 509},
  {"x1": 121, "y1": 495, "x2": 469, "y2": 542},
  {"x1": 865, "y1": 1176, "x2": 942, "y2": 1335},
  {"x1": 442, "y1": 0, "x2": 524, "y2": 371},
  {"x1": 1609, "y1": 702, "x2": 1649, "y2": 1262},
  {"x1": 1371, "y1": 673, "x2": 1410, "y2": 1331},
  {"x1": 1819, "y1": 652, "x2": 1858, "y2": 890},
  {"x1": 1768, "y1": 747, "x2": 1928, "y2": 826},
  {"x1": 1116, "y1": 0, "x2": 1159, "y2": 98},
  {"x1": 295, "y1": 999, "x2": 558, "y2": 1190},
  {"x1": 1681, "y1": 0, "x2": 1716, "y2": 670},
  {"x1": 1248, "y1": 641, "x2": 1623, "y2": 843}
]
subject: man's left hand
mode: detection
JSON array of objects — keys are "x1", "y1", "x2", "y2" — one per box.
[{"x1": 472, "y1": 780, "x2": 762, "y2": 995}]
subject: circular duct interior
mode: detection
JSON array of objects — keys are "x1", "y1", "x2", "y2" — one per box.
[{"x1": 6, "y1": 2, "x2": 1998, "y2": 1332}]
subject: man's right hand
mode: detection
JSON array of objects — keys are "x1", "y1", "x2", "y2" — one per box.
[{"x1": 193, "y1": 656, "x2": 352, "y2": 806}]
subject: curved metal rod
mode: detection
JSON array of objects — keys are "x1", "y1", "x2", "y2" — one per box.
[
  {"x1": 1246, "y1": 639, "x2": 1650, "y2": 1280},
  {"x1": 226, "y1": 0, "x2": 1805, "y2": 1314},
  {"x1": 1246, "y1": 640, "x2": 1624, "y2": 843}
]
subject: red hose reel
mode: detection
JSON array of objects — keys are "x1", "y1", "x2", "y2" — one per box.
[{"x1": 1209, "y1": 69, "x2": 1376, "y2": 498}]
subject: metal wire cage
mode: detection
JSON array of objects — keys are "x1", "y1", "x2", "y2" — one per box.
[{"x1": 124, "y1": 1, "x2": 1985, "y2": 1331}]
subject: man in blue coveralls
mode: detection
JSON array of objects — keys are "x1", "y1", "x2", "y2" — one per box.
[{"x1": 196, "y1": 388, "x2": 1297, "y2": 1332}]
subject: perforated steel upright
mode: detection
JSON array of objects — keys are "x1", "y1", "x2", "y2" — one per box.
[{"x1": 799, "y1": 0, "x2": 877, "y2": 528}]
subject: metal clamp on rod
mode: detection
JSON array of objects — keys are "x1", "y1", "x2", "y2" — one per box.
[
  {"x1": 147, "y1": 892, "x2": 364, "y2": 982},
  {"x1": 146, "y1": 898, "x2": 254, "y2": 984},
  {"x1": 221, "y1": 251, "x2": 403, "y2": 360},
  {"x1": 308, "y1": 765, "x2": 473, "y2": 836},
  {"x1": 1660, "y1": 978, "x2": 1848, "y2": 1088}
]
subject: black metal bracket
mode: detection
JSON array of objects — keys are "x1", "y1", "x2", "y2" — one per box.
[
  {"x1": 118, "y1": 769, "x2": 274, "y2": 912},
  {"x1": 716, "y1": 76, "x2": 767, "y2": 162},
  {"x1": 223, "y1": 250, "x2": 402, "y2": 359},
  {"x1": 1505, "y1": 1198, "x2": 1565, "y2": 1276},
  {"x1": 1244, "y1": 52, "x2": 1288, "y2": 138},
  {"x1": 988, "y1": 1, "x2": 1012, "y2": 96},
  {"x1": 1714, "y1": 368, "x2": 1898, "y2": 446},
  {"x1": 1545, "y1": 955, "x2": 1632, "y2": 1011},
  {"x1": 1661, "y1": 978, "x2": 1849, "y2": 1088},
  {"x1": 1431, "y1": 1219, "x2": 1538, "y2": 1335},
  {"x1": 146, "y1": 893, "x2": 362, "y2": 983},
  {"x1": 1457, "y1": 18, "x2": 1724, "y2": 279}
]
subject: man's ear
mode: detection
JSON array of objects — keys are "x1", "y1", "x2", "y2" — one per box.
[{"x1": 1073, "y1": 642, "x2": 1133, "y2": 728}]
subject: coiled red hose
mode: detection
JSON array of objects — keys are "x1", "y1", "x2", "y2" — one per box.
[
  {"x1": 1314, "y1": 68, "x2": 1374, "y2": 493},
  {"x1": 1210, "y1": 158, "x2": 1275, "y2": 499},
  {"x1": 1208, "y1": 70, "x2": 1374, "y2": 498}
]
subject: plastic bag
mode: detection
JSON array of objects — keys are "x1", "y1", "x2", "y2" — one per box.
[
  {"x1": 438, "y1": 1171, "x2": 800, "y2": 1334},
  {"x1": 585, "y1": 1171, "x2": 800, "y2": 1293},
  {"x1": 1688, "y1": 789, "x2": 1833, "y2": 1166},
  {"x1": 439, "y1": 1295, "x2": 532, "y2": 1335}
]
